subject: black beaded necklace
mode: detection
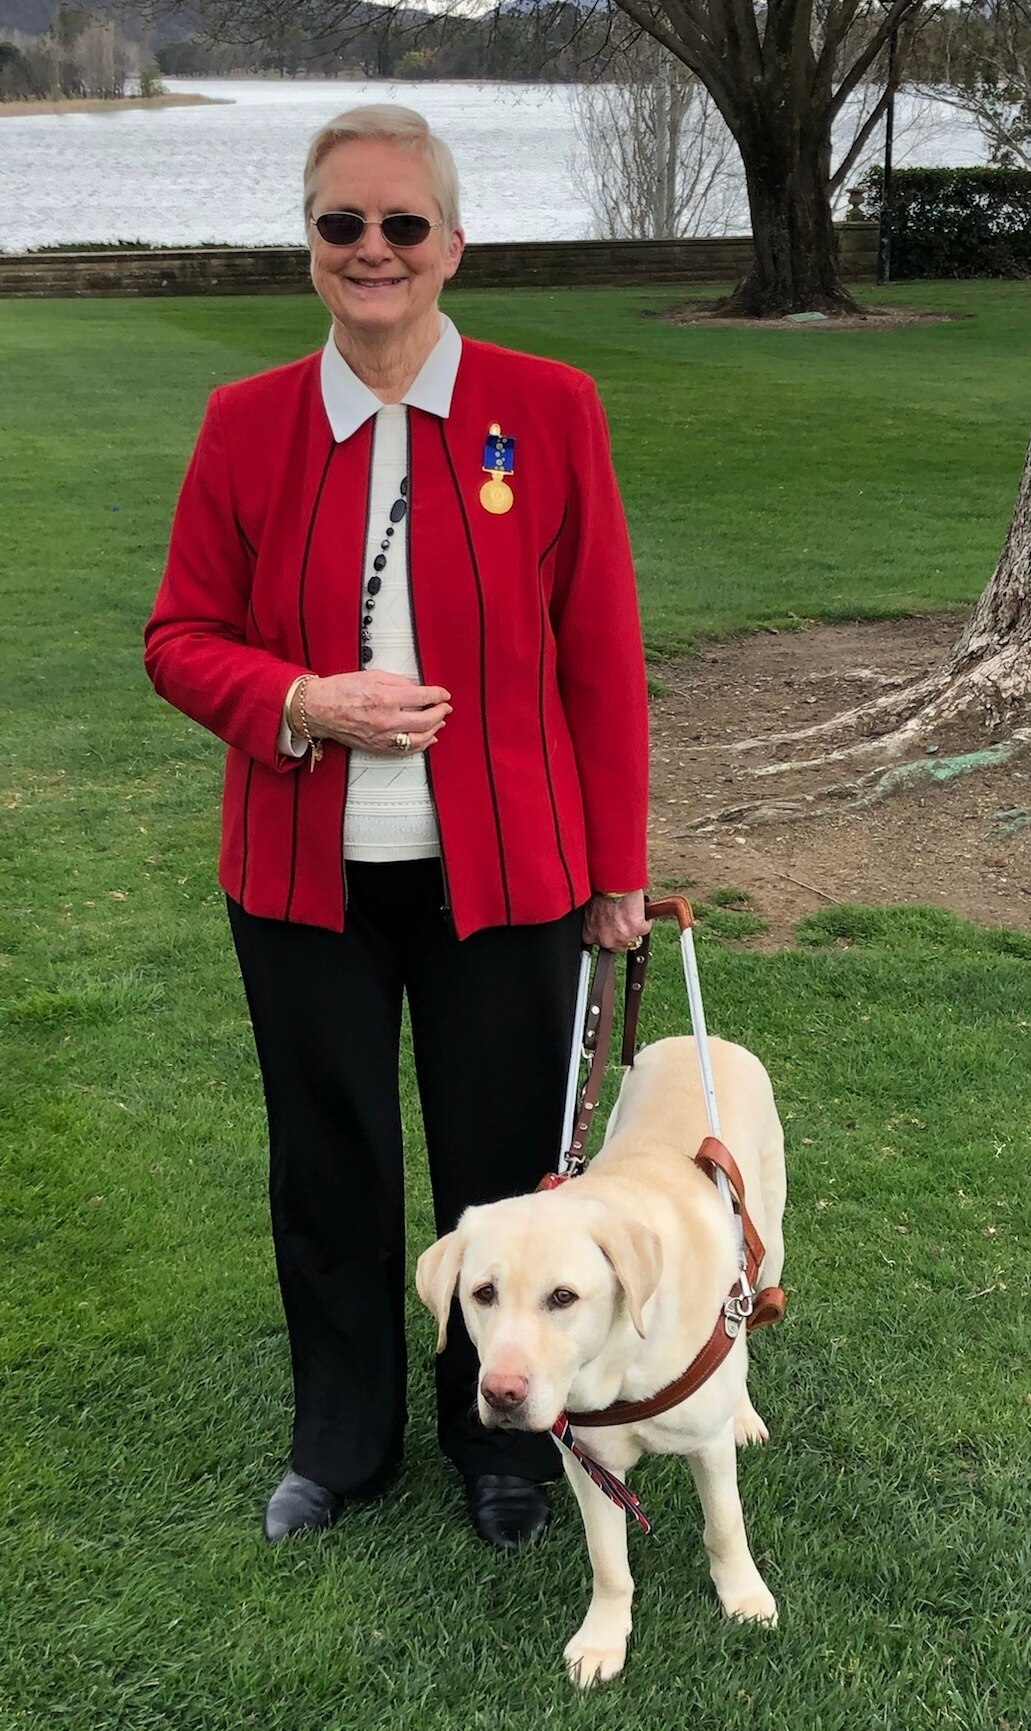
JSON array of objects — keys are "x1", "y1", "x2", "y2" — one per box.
[{"x1": 361, "y1": 477, "x2": 409, "y2": 665}]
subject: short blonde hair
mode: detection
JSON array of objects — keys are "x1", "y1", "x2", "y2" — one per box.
[{"x1": 303, "y1": 105, "x2": 461, "y2": 236}]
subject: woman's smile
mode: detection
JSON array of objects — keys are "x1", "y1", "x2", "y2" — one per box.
[{"x1": 346, "y1": 275, "x2": 407, "y2": 291}]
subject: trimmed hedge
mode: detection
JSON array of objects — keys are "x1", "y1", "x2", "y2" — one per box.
[{"x1": 858, "y1": 166, "x2": 1031, "y2": 278}]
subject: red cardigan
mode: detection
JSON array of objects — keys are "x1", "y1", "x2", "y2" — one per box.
[{"x1": 144, "y1": 337, "x2": 649, "y2": 939}]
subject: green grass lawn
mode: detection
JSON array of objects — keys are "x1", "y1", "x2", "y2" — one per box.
[{"x1": 2, "y1": 285, "x2": 1031, "y2": 1730}]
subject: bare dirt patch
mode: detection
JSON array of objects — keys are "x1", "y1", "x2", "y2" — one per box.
[
  {"x1": 657, "y1": 304, "x2": 968, "y2": 332},
  {"x1": 649, "y1": 615, "x2": 1031, "y2": 947}
]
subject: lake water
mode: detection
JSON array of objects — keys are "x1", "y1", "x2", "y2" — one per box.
[{"x1": 0, "y1": 77, "x2": 989, "y2": 254}]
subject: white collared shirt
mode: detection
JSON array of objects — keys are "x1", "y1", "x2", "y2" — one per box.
[
  {"x1": 319, "y1": 311, "x2": 462, "y2": 440},
  {"x1": 280, "y1": 315, "x2": 462, "y2": 862}
]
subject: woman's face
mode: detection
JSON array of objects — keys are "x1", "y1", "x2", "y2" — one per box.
[{"x1": 309, "y1": 137, "x2": 464, "y2": 341}]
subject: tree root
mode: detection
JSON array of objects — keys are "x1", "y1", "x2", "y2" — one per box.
[
  {"x1": 693, "y1": 646, "x2": 1031, "y2": 770},
  {"x1": 692, "y1": 672, "x2": 942, "y2": 759},
  {"x1": 686, "y1": 732, "x2": 1031, "y2": 832},
  {"x1": 713, "y1": 281, "x2": 862, "y2": 320}
]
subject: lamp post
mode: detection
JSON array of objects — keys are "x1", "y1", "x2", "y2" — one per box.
[{"x1": 877, "y1": 23, "x2": 899, "y2": 284}]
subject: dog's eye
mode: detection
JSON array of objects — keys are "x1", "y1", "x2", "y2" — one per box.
[
  {"x1": 548, "y1": 1288, "x2": 579, "y2": 1309},
  {"x1": 472, "y1": 1283, "x2": 496, "y2": 1306}
]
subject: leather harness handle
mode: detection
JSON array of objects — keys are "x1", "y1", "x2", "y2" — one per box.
[
  {"x1": 620, "y1": 896, "x2": 695, "y2": 1065},
  {"x1": 558, "y1": 897, "x2": 702, "y2": 1170},
  {"x1": 620, "y1": 934, "x2": 650, "y2": 1066},
  {"x1": 643, "y1": 894, "x2": 695, "y2": 931}
]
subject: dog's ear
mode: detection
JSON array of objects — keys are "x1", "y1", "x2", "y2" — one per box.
[
  {"x1": 415, "y1": 1229, "x2": 465, "y2": 1353},
  {"x1": 592, "y1": 1212, "x2": 663, "y2": 1338}
]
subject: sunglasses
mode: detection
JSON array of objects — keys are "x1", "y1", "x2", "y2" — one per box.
[{"x1": 310, "y1": 211, "x2": 442, "y2": 248}]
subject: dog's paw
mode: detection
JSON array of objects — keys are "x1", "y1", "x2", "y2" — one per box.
[
  {"x1": 733, "y1": 1397, "x2": 769, "y2": 1447},
  {"x1": 564, "y1": 1618, "x2": 630, "y2": 1687},
  {"x1": 720, "y1": 1579, "x2": 778, "y2": 1626}
]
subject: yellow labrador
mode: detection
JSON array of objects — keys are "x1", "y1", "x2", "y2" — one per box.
[{"x1": 416, "y1": 1034, "x2": 786, "y2": 1686}]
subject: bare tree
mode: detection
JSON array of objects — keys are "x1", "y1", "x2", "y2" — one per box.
[
  {"x1": 77, "y1": 18, "x2": 131, "y2": 98},
  {"x1": 830, "y1": 81, "x2": 943, "y2": 217},
  {"x1": 2, "y1": 12, "x2": 137, "y2": 99},
  {"x1": 625, "y1": 0, "x2": 930, "y2": 315},
  {"x1": 570, "y1": 38, "x2": 738, "y2": 239},
  {"x1": 572, "y1": 37, "x2": 942, "y2": 243},
  {"x1": 922, "y1": 0, "x2": 1031, "y2": 169}
]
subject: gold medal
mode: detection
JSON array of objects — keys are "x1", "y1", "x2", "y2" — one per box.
[
  {"x1": 479, "y1": 476, "x2": 514, "y2": 514},
  {"x1": 480, "y1": 421, "x2": 516, "y2": 514}
]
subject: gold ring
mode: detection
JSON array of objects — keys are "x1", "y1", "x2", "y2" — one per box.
[
  {"x1": 628, "y1": 935, "x2": 644, "y2": 950},
  {"x1": 393, "y1": 731, "x2": 412, "y2": 753}
]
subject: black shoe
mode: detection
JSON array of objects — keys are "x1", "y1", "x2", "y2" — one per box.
[
  {"x1": 264, "y1": 1470, "x2": 344, "y2": 1542},
  {"x1": 464, "y1": 1474, "x2": 551, "y2": 1552}
]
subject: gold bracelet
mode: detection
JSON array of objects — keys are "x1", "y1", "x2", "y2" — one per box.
[
  {"x1": 294, "y1": 674, "x2": 324, "y2": 773},
  {"x1": 597, "y1": 891, "x2": 630, "y2": 902}
]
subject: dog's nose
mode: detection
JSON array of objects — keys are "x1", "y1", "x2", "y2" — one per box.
[{"x1": 481, "y1": 1373, "x2": 529, "y2": 1411}]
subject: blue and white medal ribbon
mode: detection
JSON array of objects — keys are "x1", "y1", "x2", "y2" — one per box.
[{"x1": 480, "y1": 422, "x2": 516, "y2": 514}]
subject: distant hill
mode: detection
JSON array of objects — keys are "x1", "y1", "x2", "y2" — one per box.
[
  {"x1": 0, "y1": 0, "x2": 59, "y2": 30},
  {"x1": 0, "y1": 1, "x2": 202, "y2": 43}
]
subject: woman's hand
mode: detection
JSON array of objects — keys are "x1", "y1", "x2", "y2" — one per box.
[
  {"x1": 295, "y1": 671, "x2": 452, "y2": 754},
  {"x1": 582, "y1": 889, "x2": 650, "y2": 952}
]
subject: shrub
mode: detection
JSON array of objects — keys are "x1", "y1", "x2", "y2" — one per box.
[
  {"x1": 857, "y1": 166, "x2": 1031, "y2": 278},
  {"x1": 138, "y1": 63, "x2": 165, "y2": 98}
]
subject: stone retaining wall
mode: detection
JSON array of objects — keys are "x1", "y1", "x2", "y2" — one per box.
[{"x1": 0, "y1": 228, "x2": 878, "y2": 298}]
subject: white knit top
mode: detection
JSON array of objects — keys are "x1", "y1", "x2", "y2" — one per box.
[
  {"x1": 278, "y1": 317, "x2": 462, "y2": 862},
  {"x1": 342, "y1": 403, "x2": 439, "y2": 861}
]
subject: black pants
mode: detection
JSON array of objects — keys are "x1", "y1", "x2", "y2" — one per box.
[{"x1": 228, "y1": 860, "x2": 583, "y2": 1493}]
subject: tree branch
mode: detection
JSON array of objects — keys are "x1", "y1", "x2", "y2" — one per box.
[
  {"x1": 829, "y1": 83, "x2": 889, "y2": 187},
  {"x1": 811, "y1": 0, "x2": 863, "y2": 96},
  {"x1": 614, "y1": 0, "x2": 738, "y2": 116},
  {"x1": 827, "y1": 0, "x2": 922, "y2": 123},
  {"x1": 722, "y1": 0, "x2": 764, "y2": 83}
]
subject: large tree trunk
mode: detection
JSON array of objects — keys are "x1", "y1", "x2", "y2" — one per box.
[
  {"x1": 718, "y1": 110, "x2": 860, "y2": 317},
  {"x1": 944, "y1": 433, "x2": 1031, "y2": 716}
]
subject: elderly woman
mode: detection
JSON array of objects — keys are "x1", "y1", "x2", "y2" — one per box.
[{"x1": 145, "y1": 105, "x2": 649, "y2": 1549}]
